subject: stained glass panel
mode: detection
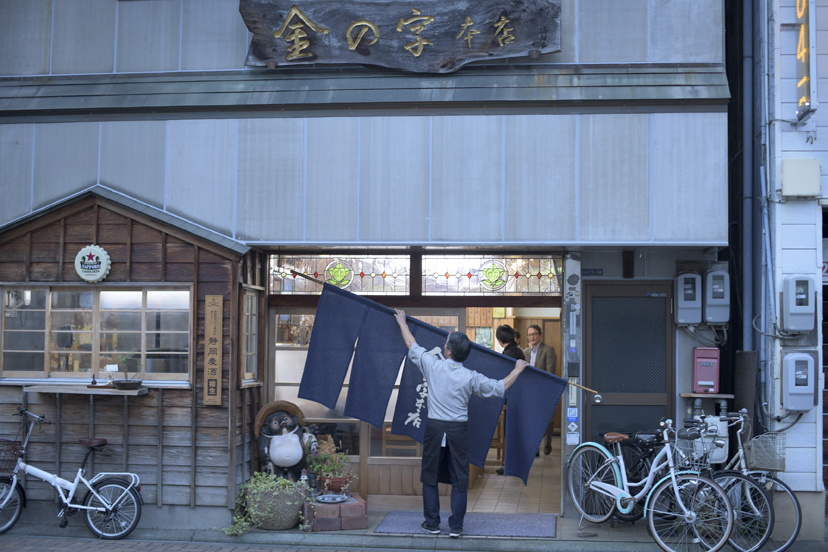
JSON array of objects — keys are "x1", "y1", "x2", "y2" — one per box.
[
  {"x1": 422, "y1": 255, "x2": 562, "y2": 296},
  {"x1": 270, "y1": 255, "x2": 410, "y2": 295}
]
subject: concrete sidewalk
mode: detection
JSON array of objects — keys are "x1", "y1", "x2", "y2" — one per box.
[{"x1": 5, "y1": 504, "x2": 828, "y2": 552}]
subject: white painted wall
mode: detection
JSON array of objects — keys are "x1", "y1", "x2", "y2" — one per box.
[
  {"x1": 0, "y1": 112, "x2": 728, "y2": 247},
  {"x1": 770, "y1": 0, "x2": 826, "y2": 496}
]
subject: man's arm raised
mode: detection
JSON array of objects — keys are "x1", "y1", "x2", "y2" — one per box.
[
  {"x1": 394, "y1": 309, "x2": 416, "y2": 349},
  {"x1": 502, "y1": 359, "x2": 528, "y2": 391}
]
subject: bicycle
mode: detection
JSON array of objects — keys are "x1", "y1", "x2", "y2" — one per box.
[
  {"x1": 567, "y1": 419, "x2": 735, "y2": 552},
  {"x1": 718, "y1": 409, "x2": 802, "y2": 552},
  {"x1": 0, "y1": 407, "x2": 143, "y2": 539},
  {"x1": 620, "y1": 416, "x2": 775, "y2": 552}
]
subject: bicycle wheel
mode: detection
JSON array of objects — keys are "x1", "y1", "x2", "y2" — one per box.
[
  {"x1": 568, "y1": 444, "x2": 619, "y2": 523},
  {"x1": 616, "y1": 440, "x2": 651, "y2": 522},
  {"x1": 647, "y1": 474, "x2": 734, "y2": 552},
  {"x1": 747, "y1": 472, "x2": 801, "y2": 552},
  {"x1": 0, "y1": 478, "x2": 23, "y2": 534},
  {"x1": 712, "y1": 471, "x2": 772, "y2": 552},
  {"x1": 83, "y1": 479, "x2": 142, "y2": 539}
]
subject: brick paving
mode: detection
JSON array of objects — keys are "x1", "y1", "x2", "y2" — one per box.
[{"x1": 0, "y1": 538, "x2": 356, "y2": 552}]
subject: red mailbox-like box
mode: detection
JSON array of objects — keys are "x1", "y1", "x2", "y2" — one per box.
[{"x1": 693, "y1": 347, "x2": 720, "y2": 394}]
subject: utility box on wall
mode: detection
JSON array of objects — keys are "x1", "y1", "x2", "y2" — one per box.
[
  {"x1": 781, "y1": 159, "x2": 821, "y2": 197},
  {"x1": 693, "y1": 347, "x2": 720, "y2": 394},
  {"x1": 675, "y1": 273, "x2": 702, "y2": 326}
]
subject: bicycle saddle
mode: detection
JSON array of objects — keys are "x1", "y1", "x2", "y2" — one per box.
[
  {"x1": 676, "y1": 427, "x2": 701, "y2": 440},
  {"x1": 602, "y1": 432, "x2": 629, "y2": 444},
  {"x1": 79, "y1": 438, "x2": 107, "y2": 448}
]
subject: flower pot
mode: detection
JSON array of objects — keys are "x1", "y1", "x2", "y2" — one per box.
[
  {"x1": 246, "y1": 485, "x2": 306, "y2": 531},
  {"x1": 320, "y1": 475, "x2": 350, "y2": 493},
  {"x1": 112, "y1": 379, "x2": 142, "y2": 390}
]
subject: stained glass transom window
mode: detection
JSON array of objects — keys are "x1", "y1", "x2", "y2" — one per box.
[
  {"x1": 422, "y1": 256, "x2": 562, "y2": 296},
  {"x1": 270, "y1": 256, "x2": 410, "y2": 295}
]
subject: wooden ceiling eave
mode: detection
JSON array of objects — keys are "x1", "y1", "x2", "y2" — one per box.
[
  {"x1": 0, "y1": 195, "x2": 245, "y2": 263},
  {"x1": 268, "y1": 294, "x2": 562, "y2": 309}
]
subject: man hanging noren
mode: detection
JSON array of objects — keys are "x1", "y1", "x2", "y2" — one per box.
[{"x1": 393, "y1": 309, "x2": 527, "y2": 539}]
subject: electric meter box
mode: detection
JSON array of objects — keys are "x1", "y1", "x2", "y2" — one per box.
[
  {"x1": 782, "y1": 352, "x2": 817, "y2": 412},
  {"x1": 703, "y1": 270, "x2": 730, "y2": 325},
  {"x1": 675, "y1": 273, "x2": 702, "y2": 326},
  {"x1": 781, "y1": 274, "x2": 816, "y2": 333},
  {"x1": 693, "y1": 347, "x2": 720, "y2": 394}
]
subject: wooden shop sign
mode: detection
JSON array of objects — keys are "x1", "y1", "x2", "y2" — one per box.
[
  {"x1": 240, "y1": 0, "x2": 561, "y2": 73},
  {"x1": 204, "y1": 295, "x2": 223, "y2": 406}
]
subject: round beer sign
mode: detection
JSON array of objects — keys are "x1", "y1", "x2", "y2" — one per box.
[{"x1": 74, "y1": 245, "x2": 111, "y2": 283}]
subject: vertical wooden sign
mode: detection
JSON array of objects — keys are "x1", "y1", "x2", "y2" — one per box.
[{"x1": 204, "y1": 295, "x2": 223, "y2": 406}]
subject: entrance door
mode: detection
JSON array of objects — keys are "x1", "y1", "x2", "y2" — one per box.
[{"x1": 583, "y1": 281, "x2": 674, "y2": 442}]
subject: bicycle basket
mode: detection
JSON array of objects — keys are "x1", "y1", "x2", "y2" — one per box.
[
  {"x1": 745, "y1": 432, "x2": 785, "y2": 472},
  {"x1": 674, "y1": 438, "x2": 713, "y2": 471},
  {"x1": 0, "y1": 440, "x2": 21, "y2": 475}
]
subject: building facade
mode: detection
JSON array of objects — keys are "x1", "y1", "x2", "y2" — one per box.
[{"x1": 2, "y1": 0, "x2": 818, "y2": 540}]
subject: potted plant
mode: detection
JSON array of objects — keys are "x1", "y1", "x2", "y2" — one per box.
[
  {"x1": 112, "y1": 349, "x2": 143, "y2": 390},
  {"x1": 224, "y1": 472, "x2": 311, "y2": 535},
  {"x1": 305, "y1": 451, "x2": 354, "y2": 494}
]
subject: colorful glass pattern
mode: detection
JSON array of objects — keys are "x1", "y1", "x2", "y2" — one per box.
[
  {"x1": 422, "y1": 256, "x2": 562, "y2": 295},
  {"x1": 270, "y1": 255, "x2": 409, "y2": 295}
]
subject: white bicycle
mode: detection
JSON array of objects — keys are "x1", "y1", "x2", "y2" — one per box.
[{"x1": 0, "y1": 407, "x2": 143, "y2": 539}]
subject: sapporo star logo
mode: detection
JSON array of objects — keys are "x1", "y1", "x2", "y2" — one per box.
[{"x1": 86, "y1": 253, "x2": 97, "y2": 262}]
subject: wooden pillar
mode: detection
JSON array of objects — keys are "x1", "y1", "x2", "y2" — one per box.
[
  {"x1": 157, "y1": 389, "x2": 164, "y2": 507},
  {"x1": 190, "y1": 246, "x2": 199, "y2": 507},
  {"x1": 123, "y1": 396, "x2": 129, "y2": 472},
  {"x1": 88, "y1": 395, "x2": 95, "y2": 475}
]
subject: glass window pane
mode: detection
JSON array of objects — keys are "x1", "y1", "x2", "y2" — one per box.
[
  {"x1": 100, "y1": 311, "x2": 142, "y2": 332},
  {"x1": 3, "y1": 351, "x2": 44, "y2": 371},
  {"x1": 100, "y1": 291, "x2": 142, "y2": 310},
  {"x1": 99, "y1": 352, "x2": 141, "y2": 373},
  {"x1": 275, "y1": 314, "x2": 314, "y2": 346},
  {"x1": 50, "y1": 352, "x2": 91, "y2": 373},
  {"x1": 3, "y1": 311, "x2": 46, "y2": 331},
  {"x1": 370, "y1": 424, "x2": 421, "y2": 458},
  {"x1": 4, "y1": 289, "x2": 47, "y2": 309},
  {"x1": 147, "y1": 290, "x2": 189, "y2": 310},
  {"x1": 145, "y1": 353, "x2": 188, "y2": 374},
  {"x1": 146, "y1": 332, "x2": 189, "y2": 352},
  {"x1": 244, "y1": 354, "x2": 256, "y2": 375},
  {"x1": 3, "y1": 331, "x2": 45, "y2": 351},
  {"x1": 49, "y1": 330, "x2": 92, "y2": 352},
  {"x1": 51, "y1": 290, "x2": 93, "y2": 309},
  {"x1": 100, "y1": 332, "x2": 142, "y2": 352},
  {"x1": 50, "y1": 311, "x2": 93, "y2": 329},
  {"x1": 146, "y1": 312, "x2": 189, "y2": 331}
]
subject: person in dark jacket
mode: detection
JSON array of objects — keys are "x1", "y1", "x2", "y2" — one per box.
[{"x1": 496, "y1": 324, "x2": 524, "y2": 361}]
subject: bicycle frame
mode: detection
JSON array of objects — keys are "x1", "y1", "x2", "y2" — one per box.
[
  {"x1": 580, "y1": 422, "x2": 696, "y2": 517},
  {"x1": 0, "y1": 410, "x2": 140, "y2": 514}
]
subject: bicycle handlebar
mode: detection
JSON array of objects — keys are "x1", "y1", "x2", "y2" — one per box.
[{"x1": 17, "y1": 407, "x2": 52, "y2": 424}]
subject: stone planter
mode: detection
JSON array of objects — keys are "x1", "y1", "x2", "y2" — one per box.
[{"x1": 246, "y1": 485, "x2": 306, "y2": 531}]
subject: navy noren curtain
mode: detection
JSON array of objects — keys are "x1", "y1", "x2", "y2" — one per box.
[{"x1": 298, "y1": 284, "x2": 567, "y2": 484}]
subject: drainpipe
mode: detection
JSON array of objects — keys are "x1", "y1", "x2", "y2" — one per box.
[{"x1": 742, "y1": 0, "x2": 755, "y2": 352}]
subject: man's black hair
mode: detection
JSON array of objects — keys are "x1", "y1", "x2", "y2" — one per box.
[
  {"x1": 495, "y1": 324, "x2": 515, "y2": 344},
  {"x1": 446, "y1": 331, "x2": 472, "y2": 362}
]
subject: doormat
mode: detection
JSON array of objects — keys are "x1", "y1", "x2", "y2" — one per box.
[{"x1": 374, "y1": 510, "x2": 556, "y2": 538}]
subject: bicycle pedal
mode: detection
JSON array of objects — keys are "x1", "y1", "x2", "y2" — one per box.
[
  {"x1": 59, "y1": 518, "x2": 68, "y2": 529},
  {"x1": 57, "y1": 508, "x2": 65, "y2": 518}
]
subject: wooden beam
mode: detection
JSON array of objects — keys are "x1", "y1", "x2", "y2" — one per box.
[
  {"x1": 123, "y1": 396, "x2": 129, "y2": 472},
  {"x1": 190, "y1": 246, "x2": 199, "y2": 508},
  {"x1": 157, "y1": 389, "x2": 163, "y2": 508},
  {"x1": 24, "y1": 232, "x2": 31, "y2": 282},
  {"x1": 89, "y1": 395, "x2": 95, "y2": 476},
  {"x1": 58, "y1": 218, "x2": 65, "y2": 281},
  {"x1": 268, "y1": 294, "x2": 562, "y2": 309},
  {"x1": 55, "y1": 394, "x2": 61, "y2": 503},
  {"x1": 161, "y1": 232, "x2": 167, "y2": 282},
  {"x1": 93, "y1": 204, "x2": 99, "y2": 244},
  {"x1": 125, "y1": 219, "x2": 132, "y2": 282},
  {"x1": 227, "y1": 262, "x2": 239, "y2": 509}
]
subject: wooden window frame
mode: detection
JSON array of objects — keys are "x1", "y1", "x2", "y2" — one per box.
[{"x1": 0, "y1": 283, "x2": 192, "y2": 382}]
